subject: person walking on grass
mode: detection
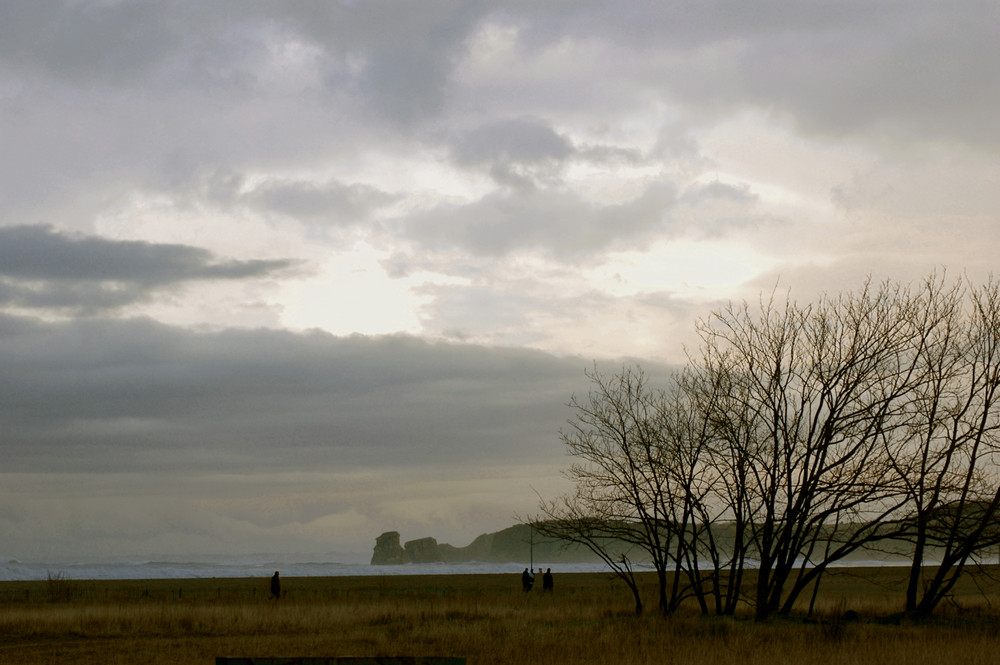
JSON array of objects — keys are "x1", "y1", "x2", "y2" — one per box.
[
  {"x1": 542, "y1": 568, "x2": 553, "y2": 593},
  {"x1": 270, "y1": 571, "x2": 281, "y2": 600},
  {"x1": 521, "y1": 568, "x2": 533, "y2": 592}
]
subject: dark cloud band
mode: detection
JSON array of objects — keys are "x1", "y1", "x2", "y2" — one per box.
[{"x1": 0, "y1": 225, "x2": 296, "y2": 312}]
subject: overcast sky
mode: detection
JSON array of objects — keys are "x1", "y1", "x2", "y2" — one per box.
[{"x1": 2, "y1": 1, "x2": 998, "y2": 562}]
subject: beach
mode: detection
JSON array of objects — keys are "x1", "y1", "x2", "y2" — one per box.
[{"x1": 2, "y1": 567, "x2": 1000, "y2": 665}]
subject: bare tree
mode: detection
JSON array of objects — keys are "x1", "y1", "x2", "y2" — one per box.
[
  {"x1": 690, "y1": 280, "x2": 922, "y2": 620},
  {"x1": 537, "y1": 274, "x2": 1000, "y2": 620},
  {"x1": 678, "y1": 359, "x2": 757, "y2": 615},
  {"x1": 890, "y1": 276, "x2": 1000, "y2": 614},
  {"x1": 535, "y1": 365, "x2": 695, "y2": 615}
]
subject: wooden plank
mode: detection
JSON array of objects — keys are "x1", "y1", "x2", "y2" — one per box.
[{"x1": 216, "y1": 658, "x2": 465, "y2": 665}]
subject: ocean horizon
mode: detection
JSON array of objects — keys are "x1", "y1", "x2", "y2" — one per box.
[
  {"x1": 0, "y1": 554, "x2": 918, "y2": 582},
  {"x1": 0, "y1": 554, "x2": 627, "y2": 582}
]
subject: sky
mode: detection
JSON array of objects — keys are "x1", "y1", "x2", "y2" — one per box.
[{"x1": 2, "y1": 1, "x2": 999, "y2": 562}]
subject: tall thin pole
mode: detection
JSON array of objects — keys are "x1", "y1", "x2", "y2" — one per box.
[{"x1": 530, "y1": 524, "x2": 534, "y2": 570}]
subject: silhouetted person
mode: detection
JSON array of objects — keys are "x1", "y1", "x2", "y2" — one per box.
[
  {"x1": 542, "y1": 568, "x2": 553, "y2": 593},
  {"x1": 270, "y1": 571, "x2": 281, "y2": 599},
  {"x1": 521, "y1": 568, "x2": 533, "y2": 592}
]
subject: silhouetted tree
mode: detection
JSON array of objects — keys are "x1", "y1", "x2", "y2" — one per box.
[
  {"x1": 887, "y1": 276, "x2": 1000, "y2": 614},
  {"x1": 538, "y1": 273, "x2": 1000, "y2": 620},
  {"x1": 535, "y1": 365, "x2": 695, "y2": 615},
  {"x1": 691, "y1": 280, "x2": 929, "y2": 620}
]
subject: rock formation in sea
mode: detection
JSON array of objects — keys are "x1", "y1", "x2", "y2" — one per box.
[
  {"x1": 370, "y1": 524, "x2": 602, "y2": 565},
  {"x1": 371, "y1": 531, "x2": 408, "y2": 565}
]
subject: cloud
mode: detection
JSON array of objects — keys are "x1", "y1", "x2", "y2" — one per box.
[
  {"x1": 0, "y1": 2, "x2": 180, "y2": 86},
  {"x1": 349, "y1": 3, "x2": 489, "y2": 125},
  {"x1": 398, "y1": 179, "x2": 677, "y2": 257},
  {"x1": 673, "y1": 180, "x2": 765, "y2": 236},
  {"x1": 0, "y1": 314, "x2": 615, "y2": 475},
  {"x1": 449, "y1": 117, "x2": 576, "y2": 185},
  {"x1": 0, "y1": 225, "x2": 296, "y2": 313},
  {"x1": 0, "y1": 311, "x2": 680, "y2": 556},
  {"x1": 1, "y1": 1, "x2": 999, "y2": 562},
  {"x1": 452, "y1": 118, "x2": 574, "y2": 166},
  {"x1": 4, "y1": 2, "x2": 994, "y2": 246},
  {"x1": 245, "y1": 178, "x2": 399, "y2": 225},
  {"x1": 449, "y1": 3, "x2": 1000, "y2": 150},
  {"x1": 653, "y1": 3, "x2": 1000, "y2": 147}
]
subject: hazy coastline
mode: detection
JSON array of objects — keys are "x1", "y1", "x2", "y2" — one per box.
[
  {"x1": 0, "y1": 556, "x2": 626, "y2": 582},
  {"x1": 0, "y1": 555, "x2": 922, "y2": 582}
]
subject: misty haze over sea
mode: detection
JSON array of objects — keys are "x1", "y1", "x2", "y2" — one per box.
[
  {"x1": 0, "y1": 555, "x2": 917, "y2": 582},
  {"x1": 0, "y1": 554, "x2": 623, "y2": 582}
]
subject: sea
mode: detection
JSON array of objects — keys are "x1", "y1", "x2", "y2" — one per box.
[
  {"x1": 0, "y1": 555, "x2": 908, "y2": 582},
  {"x1": 0, "y1": 555, "x2": 625, "y2": 582}
]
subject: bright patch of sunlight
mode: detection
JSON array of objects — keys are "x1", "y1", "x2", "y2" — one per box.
[
  {"x1": 279, "y1": 242, "x2": 466, "y2": 337},
  {"x1": 280, "y1": 243, "x2": 423, "y2": 335},
  {"x1": 586, "y1": 237, "x2": 780, "y2": 301}
]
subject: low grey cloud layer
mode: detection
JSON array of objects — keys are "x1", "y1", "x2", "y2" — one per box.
[
  {"x1": 1, "y1": 1, "x2": 997, "y2": 562},
  {"x1": 0, "y1": 311, "x2": 628, "y2": 556},
  {"x1": 0, "y1": 315, "x2": 587, "y2": 474},
  {"x1": 0, "y1": 225, "x2": 295, "y2": 313}
]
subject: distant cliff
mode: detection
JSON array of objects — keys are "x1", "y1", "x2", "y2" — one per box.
[
  {"x1": 370, "y1": 524, "x2": 603, "y2": 565},
  {"x1": 371, "y1": 522, "x2": 916, "y2": 566}
]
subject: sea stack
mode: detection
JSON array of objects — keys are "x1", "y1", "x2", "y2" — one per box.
[{"x1": 371, "y1": 531, "x2": 408, "y2": 565}]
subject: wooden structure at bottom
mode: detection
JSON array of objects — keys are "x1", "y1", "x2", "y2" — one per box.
[{"x1": 216, "y1": 659, "x2": 465, "y2": 665}]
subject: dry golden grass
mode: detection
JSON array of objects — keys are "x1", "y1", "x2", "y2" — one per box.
[{"x1": 1, "y1": 568, "x2": 1000, "y2": 664}]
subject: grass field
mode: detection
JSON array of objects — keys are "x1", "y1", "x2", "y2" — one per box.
[{"x1": 2, "y1": 567, "x2": 1000, "y2": 664}]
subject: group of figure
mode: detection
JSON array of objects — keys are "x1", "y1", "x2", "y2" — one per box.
[{"x1": 521, "y1": 567, "x2": 553, "y2": 593}]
